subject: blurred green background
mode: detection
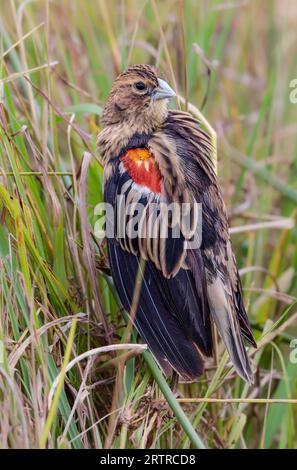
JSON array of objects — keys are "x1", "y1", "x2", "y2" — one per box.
[{"x1": 0, "y1": 0, "x2": 296, "y2": 449}]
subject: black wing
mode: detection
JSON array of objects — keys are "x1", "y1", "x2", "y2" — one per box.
[{"x1": 158, "y1": 110, "x2": 256, "y2": 383}]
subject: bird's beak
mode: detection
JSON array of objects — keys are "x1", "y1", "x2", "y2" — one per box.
[{"x1": 152, "y1": 78, "x2": 176, "y2": 101}]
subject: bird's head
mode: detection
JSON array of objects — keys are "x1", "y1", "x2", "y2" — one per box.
[{"x1": 101, "y1": 64, "x2": 176, "y2": 131}]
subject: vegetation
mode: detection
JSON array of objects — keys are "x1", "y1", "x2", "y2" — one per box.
[{"x1": 0, "y1": 0, "x2": 296, "y2": 449}]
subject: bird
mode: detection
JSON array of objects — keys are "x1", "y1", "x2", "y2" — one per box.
[{"x1": 97, "y1": 64, "x2": 256, "y2": 384}]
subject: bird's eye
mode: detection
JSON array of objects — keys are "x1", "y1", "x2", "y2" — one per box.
[{"x1": 134, "y1": 81, "x2": 147, "y2": 91}]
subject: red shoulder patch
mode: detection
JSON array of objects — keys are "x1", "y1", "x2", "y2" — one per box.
[{"x1": 120, "y1": 148, "x2": 162, "y2": 194}]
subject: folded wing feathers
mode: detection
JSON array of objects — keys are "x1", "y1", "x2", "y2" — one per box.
[
  {"x1": 108, "y1": 243, "x2": 205, "y2": 380},
  {"x1": 206, "y1": 274, "x2": 254, "y2": 383}
]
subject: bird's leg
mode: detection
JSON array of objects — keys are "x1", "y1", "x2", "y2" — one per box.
[{"x1": 170, "y1": 370, "x2": 180, "y2": 395}]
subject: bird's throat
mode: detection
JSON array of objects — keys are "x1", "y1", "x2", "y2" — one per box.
[{"x1": 120, "y1": 148, "x2": 162, "y2": 193}]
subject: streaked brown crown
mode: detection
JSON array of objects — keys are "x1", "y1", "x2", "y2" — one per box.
[{"x1": 116, "y1": 64, "x2": 158, "y2": 85}]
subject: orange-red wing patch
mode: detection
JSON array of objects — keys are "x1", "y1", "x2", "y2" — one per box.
[{"x1": 120, "y1": 148, "x2": 162, "y2": 193}]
